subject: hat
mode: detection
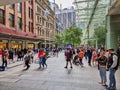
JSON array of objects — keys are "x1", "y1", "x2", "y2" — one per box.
[{"x1": 108, "y1": 48, "x2": 114, "y2": 51}]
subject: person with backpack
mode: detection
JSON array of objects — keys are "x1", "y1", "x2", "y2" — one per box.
[
  {"x1": 107, "y1": 49, "x2": 119, "y2": 90},
  {"x1": 2, "y1": 50, "x2": 9, "y2": 67},
  {"x1": 23, "y1": 50, "x2": 31, "y2": 70}
]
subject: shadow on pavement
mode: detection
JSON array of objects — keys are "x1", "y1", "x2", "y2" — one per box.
[{"x1": 67, "y1": 68, "x2": 72, "y2": 74}]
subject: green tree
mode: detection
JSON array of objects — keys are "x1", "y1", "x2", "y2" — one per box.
[
  {"x1": 64, "y1": 26, "x2": 83, "y2": 46},
  {"x1": 54, "y1": 34, "x2": 64, "y2": 45},
  {"x1": 94, "y1": 26, "x2": 106, "y2": 46}
]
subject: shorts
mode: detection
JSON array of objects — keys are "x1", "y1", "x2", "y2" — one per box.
[{"x1": 66, "y1": 58, "x2": 71, "y2": 62}]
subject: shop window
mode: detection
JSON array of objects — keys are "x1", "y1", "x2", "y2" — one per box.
[
  {"x1": 0, "y1": 9, "x2": 5, "y2": 24},
  {"x1": 28, "y1": 43, "x2": 34, "y2": 49},
  {"x1": 0, "y1": 42, "x2": 7, "y2": 50},
  {"x1": 18, "y1": 17, "x2": 22, "y2": 30},
  {"x1": 9, "y1": 13, "x2": 14, "y2": 27},
  {"x1": 10, "y1": 43, "x2": 22, "y2": 50},
  {"x1": 18, "y1": 3, "x2": 22, "y2": 13}
]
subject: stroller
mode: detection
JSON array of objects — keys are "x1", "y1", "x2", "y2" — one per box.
[{"x1": 73, "y1": 55, "x2": 80, "y2": 65}]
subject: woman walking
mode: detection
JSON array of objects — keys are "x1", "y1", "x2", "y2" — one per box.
[{"x1": 92, "y1": 48, "x2": 98, "y2": 66}]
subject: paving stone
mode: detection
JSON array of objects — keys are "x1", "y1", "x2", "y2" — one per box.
[{"x1": 0, "y1": 52, "x2": 119, "y2": 90}]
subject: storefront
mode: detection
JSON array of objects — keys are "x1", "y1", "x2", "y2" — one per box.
[
  {"x1": 0, "y1": 40, "x2": 8, "y2": 50},
  {"x1": 10, "y1": 40, "x2": 23, "y2": 50},
  {"x1": 27, "y1": 43, "x2": 35, "y2": 49}
]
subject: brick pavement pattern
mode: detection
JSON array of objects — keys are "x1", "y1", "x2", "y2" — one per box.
[{"x1": 0, "y1": 52, "x2": 120, "y2": 90}]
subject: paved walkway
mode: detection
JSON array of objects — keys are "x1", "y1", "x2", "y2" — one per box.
[{"x1": 0, "y1": 52, "x2": 120, "y2": 90}]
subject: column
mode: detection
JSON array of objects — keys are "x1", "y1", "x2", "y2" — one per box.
[
  {"x1": 106, "y1": 15, "x2": 111, "y2": 49},
  {"x1": 106, "y1": 15, "x2": 118, "y2": 50}
]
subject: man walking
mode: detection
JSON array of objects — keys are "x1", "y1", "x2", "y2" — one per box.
[
  {"x1": 64, "y1": 47, "x2": 73, "y2": 69},
  {"x1": 23, "y1": 50, "x2": 31, "y2": 70}
]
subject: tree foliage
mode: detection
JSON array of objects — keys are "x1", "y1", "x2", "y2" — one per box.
[
  {"x1": 54, "y1": 34, "x2": 64, "y2": 45},
  {"x1": 65, "y1": 26, "x2": 83, "y2": 46},
  {"x1": 54, "y1": 25, "x2": 83, "y2": 46},
  {"x1": 94, "y1": 26, "x2": 106, "y2": 46}
]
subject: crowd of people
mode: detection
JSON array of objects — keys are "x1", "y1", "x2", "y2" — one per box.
[
  {"x1": 0, "y1": 47, "x2": 62, "y2": 71},
  {"x1": 64, "y1": 46, "x2": 120, "y2": 90},
  {"x1": 0, "y1": 46, "x2": 119, "y2": 90}
]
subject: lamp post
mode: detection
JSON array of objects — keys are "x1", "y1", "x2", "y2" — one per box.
[{"x1": 45, "y1": 8, "x2": 49, "y2": 49}]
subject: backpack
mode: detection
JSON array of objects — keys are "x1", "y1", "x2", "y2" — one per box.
[{"x1": 24, "y1": 55, "x2": 30, "y2": 61}]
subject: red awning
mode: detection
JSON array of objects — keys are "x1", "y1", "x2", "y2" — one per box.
[{"x1": 0, "y1": 25, "x2": 36, "y2": 39}]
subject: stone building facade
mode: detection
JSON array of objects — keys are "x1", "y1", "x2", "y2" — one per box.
[{"x1": 35, "y1": 0, "x2": 55, "y2": 48}]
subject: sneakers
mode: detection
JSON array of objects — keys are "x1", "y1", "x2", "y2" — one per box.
[
  {"x1": 106, "y1": 87, "x2": 117, "y2": 90},
  {"x1": 102, "y1": 83, "x2": 107, "y2": 86},
  {"x1": 64, "y1": 66, "x2": 67, "y2": 69},
  {"x1": 98, "y1": 82, "x2": 103, "y2": 84},
  {"x1": 64, "y1": 66, "x2": 73, "y2": 69}
]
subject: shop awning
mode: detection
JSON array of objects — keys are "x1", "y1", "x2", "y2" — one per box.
[{"x1": 0, "y1": 25, "x2": 37, "y2": 40}]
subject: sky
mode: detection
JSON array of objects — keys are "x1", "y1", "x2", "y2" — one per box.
[{"x1": 49, "y1": 0, "x2": 74, "y2": 9}]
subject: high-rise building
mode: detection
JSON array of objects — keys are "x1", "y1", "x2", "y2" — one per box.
[{"x1": 55, "y1": 7, "x2": 76, "y2": 30}]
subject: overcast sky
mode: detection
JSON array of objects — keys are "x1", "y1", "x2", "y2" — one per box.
[{"x1": 49, "y1": 0, "x2": 74, "y2": 9}]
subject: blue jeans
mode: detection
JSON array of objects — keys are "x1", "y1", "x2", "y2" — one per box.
[
  {"x1": 109, "y1": 68, "x2": 116, "y2": 88},
  {"x1": 39, "y1": 57, "x2": 43, "y2": 68},
  {"x1": 99, "y1": 67, "x2": 106, "y2": 83}
]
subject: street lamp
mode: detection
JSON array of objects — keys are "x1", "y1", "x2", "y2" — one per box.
[{"x1": 45, "y1": 8, "x2": 50, "y2": 48}]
